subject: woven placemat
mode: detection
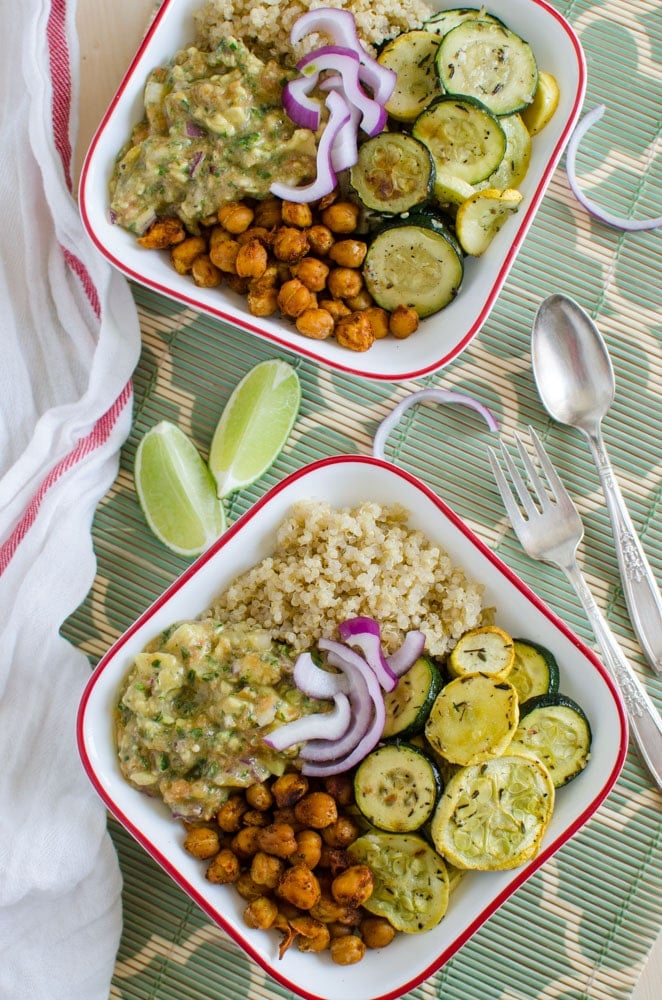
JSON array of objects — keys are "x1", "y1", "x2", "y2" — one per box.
[{"x1": 64, "y1": 1, "x2": 661, "y2": 996}]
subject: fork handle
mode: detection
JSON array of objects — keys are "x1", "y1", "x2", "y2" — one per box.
[{"x1": 565, "y1": 562, "x2": 662, "y2": 793}]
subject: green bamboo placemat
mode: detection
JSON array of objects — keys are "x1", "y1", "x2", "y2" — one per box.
[{"x1": 64, "y1": 0, "x2": 661, "y2": 996}]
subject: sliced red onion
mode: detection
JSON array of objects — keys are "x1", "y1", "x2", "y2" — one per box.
[
  {"x1": 185, "y1": 121, "x2": 206, "y2": 137},
  {"x1": 296, "y1": 46, "x2": 386, "y2": 137},
  {"x1": 300, "y1": 639, "x2": 384, "y2": 763},
  {"x1": 337, "y1": 617, "x2": 398, "y2": 691},
  {"x1": 270, "y1": 89, "x2": 350, "y2": 203},
  {"x1": 386, "y1": 630, "x2": 426, "y2": 677},
  {"x1": 566, "y1": 105, "x2": 662, "y2": 232},
  {"x1": 290, "y1": 8, "x2": 396, "y2": 105},
  {"x1": 264, "y1": 693, "x2": 351, "y2": 751},
  {"x1": 293, "y1": 651, "x2": 349, "y2": 699},
  {"x1": 319, "y1": 75, "x2": 361, "y2": 172},
  {"x1": 283, "y1": 76, "x2": 322, "y2": 131},
  {"x1": 373, "y1": 388, "x2": 499, "y2": 461}
]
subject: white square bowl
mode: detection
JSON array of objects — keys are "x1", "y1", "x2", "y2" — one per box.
[
  {"x1": 77, "y1": 456, "x2": 626, "y2": 1000},
  {"x1": 78, "y1": 0, "x2": 586, "y2": 381}
]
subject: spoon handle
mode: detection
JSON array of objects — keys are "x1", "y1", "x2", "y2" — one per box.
[
  {"x1": 564, "y1": 561, "x2": 662, "y2": 793},
  {"x1": 587, "y1": 429, "x2": 662, "y2": 676}
]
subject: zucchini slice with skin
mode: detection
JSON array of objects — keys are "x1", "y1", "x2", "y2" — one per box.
[
  {"x1": 510, "y1": 693, "x2": 592, "y2": 787},
  {"x1": 437, "y1": 20, "x2": 538, "y2": 115},
  {"x1": 348, "y1": 832, "x2": 449, "y2": 932},
  {"x1": 509, "y1": 638, "x2": 560, "y2": 703},
  {"x1": 382, "y1": 655, "x2": 443, "y2": 738},
  {"x1": 354, "y1": 742, "x2": 443, "y2": 832},
  {"x1": 425, "y1": 7, "x2": 502, "y2": 38},
  {"x1": 430, "y1": 754, "x2": 555, "y2": 870},
  {"x1": 424, "y1": 671, "x2": 519, "y2": 766},
  {"x1": 378, "y1": 30, "x2": 443, "y2": 123},
  {"x1": 455, "y1": 188, "x2": 523, "y2": 256},
  {"x1": 413, "y1": 95, "x2": 506, "y2": 184},
  {"x1": 474, "y1": 112, "x2": 531, "y2": 191},
  {"x1": 448, "y1": 624, "x2": 515, "y2": 679},
  {"x1": 363, "y1": 213, "x2": 463, "y2": 317},
  {"x1": 350, "y1": 133, "x2": 434, "y2": 214}
]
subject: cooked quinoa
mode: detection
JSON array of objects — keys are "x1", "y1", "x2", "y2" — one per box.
[
  {"x1": 210, "y1": 500, "x2": 484, "y2": 657},
  {"x1": 194, "y1": 0, "x2": 435, "y2": 63}
]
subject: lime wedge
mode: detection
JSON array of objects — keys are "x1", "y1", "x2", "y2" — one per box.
[
  {"x1": 134, "y1": 421, "x2": 226, "y2": 556},
  {"x1": 209, "y1": 359, "x2": 301, "y2": 498}
]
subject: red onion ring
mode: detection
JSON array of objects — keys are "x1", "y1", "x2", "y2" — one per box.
[
  {"x1": 296, "y1": 46, "x2": 386, "y2": 137},
  {"x1": 270, "y1": 89, "x2": 350, "y2": 203},
  {"x1": 337, "y1": 617, "x2": 398, "y2": 691},
  {"x1": 293, "y1": 651, "x2": 349, "y2": 699},
  {"x1": 373, "y1": 388, "x2": 499, "y2": 461},
  {"x1": 386, "y1": 630, "x2": 426, "y2": 677},
  {"x1": 263, "y1": 692, "x2": 351, "y2": 751},
  {"x1": 566, "y1": 105, "x2": 662, "y2": 232}
]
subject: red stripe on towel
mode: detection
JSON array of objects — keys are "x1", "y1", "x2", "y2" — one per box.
[{"x1": 47, "y1": 0, "x2": 73, "y2": 192}]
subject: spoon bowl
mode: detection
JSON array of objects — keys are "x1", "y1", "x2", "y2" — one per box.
[{"x1": 531, "y1": 292, "x2": 662, "y2": 675}]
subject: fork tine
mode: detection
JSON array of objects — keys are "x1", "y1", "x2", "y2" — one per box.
[
  {"x1": 486, "y1": 446, "x2": 525, "y2": 527},
  {"x1": 527, "y1": 425, "x2": 573, "y2": 505},
  {"x1": 496, "y1": 437, "x2": 539, "y2": 518},
  {"x1": 512, "y1": 429, "x2": 549, "y2": 508}
]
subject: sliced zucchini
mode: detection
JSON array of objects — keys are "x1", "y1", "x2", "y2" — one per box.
[
  {"x1": 430, "y1": 754, "x2": 555, "y2": 870},
  {"x1": 348, "y1": 832, "x2": 449, "y2": 932},
  {"x1": 433, "y1": 171, "x2": 475, "y2": 209},
  {"x1": 425, "y1": 7, "x2": 501, "y2": 38},
  {"x1": 363, "y1": 213, "x2": 464, "y2": 317},
  {"x1": 474, "y1": 112, "x2": 531, "y2": 191},
  {"x1": 437, "y1": 20, "x2": 538, "y2": 115},
  {"x1": 424, "y1": 671, "x2": 519, "y2": 766},
  {"x1": 354, "y1": 742, "x2": 443, "y2": 832},
  {"x1": 521, "y1": 70, "x2": 560, "y2": 135},
  {"x1": 412, "y1": 95, "x2": 506, "y2": 184},
  {"x1": 509, "y1": 638, "x2": 560, "y2": 703},
  {"x1": 382, "y1": 655, "x2": 443, "y2": 738},
  {"x1": 455, "y1": 188, "x2": 523, "y2": 256},
  {"x1": 448, "y1": 624, "x2": 515, "y2": 679},
  {"x1": 510, "y1": 693, "x2": 592, "y2": 787},
  {"x1": 350, "y1": 133, "x2": 434, "y2": 214},
  {"x1": 378, "y1": 30, "x2": 443, "y2": 122}
]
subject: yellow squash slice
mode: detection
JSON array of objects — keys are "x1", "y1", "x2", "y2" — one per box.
[
  {"x1": 430, "y1": 755, "x2": 556, "y2": 870},
  {"x1": 455, "y1": 188, "x2": 524, "y2": 256},
  {"x1": 521, "y1": 71, "x2": 560, "y2": 135},
  {"x1": 424, "y1": 671, "x2": 519, "y2": 766},
  {"x1": 448, "y1": 624, "x2": 515, "y2": 679}
]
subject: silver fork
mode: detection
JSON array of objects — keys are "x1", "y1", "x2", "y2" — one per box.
[{"x1": 488, "y1": 426, "x2": 662, "y2": 792}]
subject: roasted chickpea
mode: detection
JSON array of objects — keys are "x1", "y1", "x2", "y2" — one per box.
[
  {"x1": 363, "y1": 306, "x2": 390, "y2": 340},
  {"x1": 206, "y1": 848, "x2": 241, "y2": 884},
  {"x1": 328, "y1": 238, "x2": 367, "y2": 268},
  {"x1": 389, "y1": 303, "x2": 420, "y2": 339},
  {"x1": 276, "y1": 864, "x2": 321, "y2": 910},
  {"x1": 209, "y1": 225, "x2": 233, "y2": 253},
  {"x1": 225, "y1": 273, "x2": 251, "y2": 294},
  {"x1": 307, "y1": 224, "x2": 334, "y2": 256},
  {"x1": 271, "y1": 806, "x2": 302, "y2": 829},
  {"x1": 183, "y1": 826, "x2": 221, "y2": 859},
  {"x1": 170, "y1": 235, "x2": 208, "y2": 275},
  {"x1": 218, "y1": 201, "x2": 254, "y2": 234},
  {"x1": 345, "y1": 288, "x2": 374, "y2": 311},
  {"x1": 256, "y1": 822, "x2": 298, "y2": 859},
  {"x1": 327, "y1": 922, "x2": 353, "y2": 939},
  {"x1": 331, "y1": 865, "x2": 374, "y2": 907},
  {"x1": 318, "y1": 845, "x2": 353, "y2": 875},
  {"x1": 209, "y1": 237, "x2": 240, "y2": 273},
  {"x1": 250, "y1": 851, "x2": 285, "y2": 890},
  {"x1": 330, "y1": 934, "x2": 366, "y2": 965},
  {"x1": 321, "y1": 815, "x2": 361, "y2": 849},
  {"x1": 321, "y1": 200, "x2": 360, "y2": 234},
  {"x1": 309, "y1": 893, "x2": 360, "y2": 926},
  {"x1": 247, "y1": 287, "x2": 279, "y2": 317},
  {"x1": 327, "y1": 267, "x2": 363, "y2": 301},
  {"x1": 294, "y1": 791, "x2": 338, "y2": 829},
  {"x1": 296, "y1": 308, "x2": 335, "y2": 340},
  {"x1": 234, "y1": 871, "x2": 264, "y2": 901},
  {"x1": 323, "y1": 774, "x2": 355, "y2": 808},
  {"x1": 272, "y1": 226, "x2": 310, "y2": 263},
  {"x1": 191, "y1": 253, "x2": 222, "y2": 288},
  {"x1": 230, "y1": 825, "x2": 262, "y2": 860},
  {"x1": 361, "y1": 916, "x2": 396, "y2": 949},
  {"x1": 291, "y1": 256, "x2": 329, "y2": 292},
  {"x1": 319, "y1": 298, "x2": 351, "y2": 322},
  {"x1": 291, "y1": 915, "x2": 331, "y2": 953},
  {"x1": 292, "y1": 829, "x2": 323, "y2": 868},
  {"x1": 245, "y1": 782, "x2": 274, "y2": 811},
  {"x1": 243, "y1": 895, "x2": 279, "y2": 930},
  {"x1": 335, "y1": 311, "x2": 375, "y2": 352},
  {"x1": 242, "y1": 808, "x2": 270, "y2": 827},
  {"x1": 217, "y1": 794, "x2": 249, "y2": 833},
  {"x1": 277, "y1": 278, "x2": 313, "y2": 318},
  {"x1": 281, "y1": 201, "x2": 314, "y2": 228},
  {"x1": 253, "y1": 195, "x2": 282, "y2": 229},
  {"x1": 235, "y1": 237, "x2": 268, "y2": 279},
  {"x1": 137, "y1": 217, "x2": 185, "y2": 249},
  {"x1": 237, "y1": 226, "x2": 272, "y2": 247}
]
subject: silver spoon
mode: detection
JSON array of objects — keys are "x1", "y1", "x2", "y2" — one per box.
[{"x1": 531, "y1": 292, "x2": 662, "y2": 676}]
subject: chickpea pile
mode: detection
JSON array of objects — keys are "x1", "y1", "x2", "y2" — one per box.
[
  {"x1": 182, "y1": 770, "x2": 396, "y2": 963},
  {"x1": 137, "y1": 194, "x2": 420, "y2": 352}
]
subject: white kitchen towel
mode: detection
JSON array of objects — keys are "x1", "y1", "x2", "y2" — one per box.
[{"x1": 0, "y1": 2, "x2": 141, "y2": 998}]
